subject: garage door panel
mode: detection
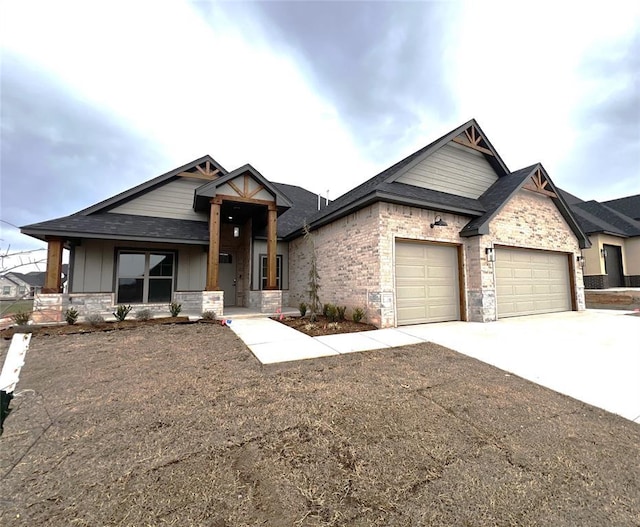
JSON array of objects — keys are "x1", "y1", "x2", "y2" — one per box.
[
  {"x1": 496, "y1": 248, "x2": 571, "y2": 318},
  {"x1": 396, "y1": 285, "x2": 426, "y2": 300},
  {"x1": 396, "y1": 242, "x2": 460, "y2": 325},
  {"x1": 398, "y1": 266, "x2": 427, "y2": 279}
]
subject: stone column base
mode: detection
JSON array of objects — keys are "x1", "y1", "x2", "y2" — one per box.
[{"x1": 248, "y1": 290, "x2": 282, "y2": 313}]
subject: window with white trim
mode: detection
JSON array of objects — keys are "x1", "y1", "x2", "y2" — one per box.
[
  {"x1": 116, "y1": 251, "x2": 174, "y2": 303},
  {"x1": 2, "y1": 286, "x2": 11, "y2": 295},
  {"x1": 260, "y1": 254, "x2": 282, "y2": 290},
  {"x1": 18, "y1": 286, "x2": 26, "y2": 295}
]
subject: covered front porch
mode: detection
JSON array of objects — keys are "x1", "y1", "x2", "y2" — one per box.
[{"x1": 29, "y1": 163, "x2": 294, "y2": 324}]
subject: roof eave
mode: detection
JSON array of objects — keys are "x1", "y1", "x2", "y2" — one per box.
[
  {"x1": 284, "y1": 190, "x2": 483, "y2": 240},
  {"x1": 20, "y1": 228, "x2": 209, "y2": 246}
]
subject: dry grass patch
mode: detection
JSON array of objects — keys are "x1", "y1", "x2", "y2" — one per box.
[{"x1": 0, "y1": 324, "x2": 638, "y2": 526}]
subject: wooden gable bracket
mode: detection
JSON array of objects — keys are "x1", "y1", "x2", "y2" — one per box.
[
  {"x1": 522, "y1": 167, "x2": 557, "y2": 198},
  {"x1": 451, "y1": 124, "x2": 495, "y2": 156},
  {"x1": 227, "y1": 174, "x2": 266, "y2": 199},
  {"x1": 178, "y1": 160, "x2": 220, "y2": 180}
]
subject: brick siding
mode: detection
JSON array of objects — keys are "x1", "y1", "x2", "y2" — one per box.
[{"x1": 290, "y1": 188, "x2": 585, "y2": 328}]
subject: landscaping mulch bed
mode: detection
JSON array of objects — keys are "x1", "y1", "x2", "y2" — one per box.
[
  {"x1": 0, "y1": 316, "x2": 192, "y2": 339},
  {"x1": 1, "y1": 324, "x2": 639, "y2": 526},
  {"x1": 274, "y1": 315, "x2": 378, "y2": 336}
]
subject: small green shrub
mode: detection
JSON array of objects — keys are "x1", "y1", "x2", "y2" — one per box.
[
  {"x1": 336, "y1": 305, "x2": 347, "y2": 321},
  {"x1": 322, "y1": 303, "x2": 330, "y2": 316},
  {"x1": 86, "y1": 313, "x2": 105, "y2": 326},
  {"x1": 325, "y1": 303, "x2": 338, "y2": 322},
  {"x1": 64, "y1": 307, "x2": 79, "y2": 325},
  {"x1": 135, "y1": 309, "x2": 152, "y2": 321},
  {"x1": 169, "y1": 301, "x2": 182, "y2": 317},
  {"x1": 352, "y1": 307, "x2": 366, "y2": 324},
  {"x1": 298, "y1": 302, "x2": 307, "y2": 317},
  {"x1": 12, "y1": 311, "x2": 30, "y2": 326},
  {"x1": 113, "y1": 304, "x2": 132, "y2": 321},
  {"x1": 202, "y1": 310, "x2": 216, "y2": 320}
]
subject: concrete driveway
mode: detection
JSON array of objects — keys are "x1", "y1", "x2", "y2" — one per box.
[
  {"x1": 396, "y1": 310, "x2": 640, "y2": 423},
  {"x1": 231, "y1": 310, "x2": 639, "y2": 423}
]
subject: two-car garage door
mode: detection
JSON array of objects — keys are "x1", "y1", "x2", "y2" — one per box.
[{"x1": 495, "y1": 247, "x2": 571, "y2": 318}]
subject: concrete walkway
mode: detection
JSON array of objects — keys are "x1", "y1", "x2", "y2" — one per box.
[{"x1": 228, "y1": 310, "x2": 640, "y2": 423}]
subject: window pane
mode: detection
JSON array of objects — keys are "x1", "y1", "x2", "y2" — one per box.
[
  {"x1": 148, "y1": 279, "x2": 172, "y2": 303},
  {"x1": 260, "y1": 255, "x2": 282, "y2": 290},
  {"x1": 118, "y1": 278, "x2": 144, "y2": 303},
  {"x1": 119, "y1": 253, "x2": 146, "y2": 277},
  {"x1": 3, "y1": 286, "x2": 11, "y2": 295},
  {"x1": 149, "y1": 254, "x2": 173, "y2": 276}
]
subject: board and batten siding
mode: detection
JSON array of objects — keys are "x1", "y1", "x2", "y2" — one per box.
[
  {"x1": 109, "y1": 177, "x2": 208, "y2": 221},
  {"x1": 396, "y1": 141, "x2": 498, "y2": 199},
  {"x1": 71, "y1": 240, "x2": 206, "y2": 293}
]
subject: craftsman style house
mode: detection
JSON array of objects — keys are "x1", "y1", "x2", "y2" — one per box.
[{"x1": 22, "y1": 119, "x2": 592, "y2": 327}]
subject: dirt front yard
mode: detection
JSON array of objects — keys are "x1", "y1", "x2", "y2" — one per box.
[{"x1": 1, "y1": 324, "x2": 639, "y2": 526}]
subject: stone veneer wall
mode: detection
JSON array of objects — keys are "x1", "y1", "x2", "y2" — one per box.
[
  {"x1": 32, "y1": 291, "x2": 225, "y2": 324},
  {"x1": 248, "y1": 290, "x2": 283, "y2": 313}
]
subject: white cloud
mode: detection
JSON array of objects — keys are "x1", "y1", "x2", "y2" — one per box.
[
  {"x1": 451, "y1": 0, "x2": 640, "y2": 189},
  {"x1": 1, "y1": 0, "x2": 377, "y2": 198}
]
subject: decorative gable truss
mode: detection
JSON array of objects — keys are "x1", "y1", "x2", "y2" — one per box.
[
  {"x1": 177, "y1": 160, "x2": 221, "y2": 180},
  {"x1": 522, "y1": 167, "x2": 558, "y2": 198},
  {"x1": 451, "y1": 123, "x2": 496, "y2": 157},
  {"x1": 218, "y1": 174, "x2": 271, "y2": 203}
]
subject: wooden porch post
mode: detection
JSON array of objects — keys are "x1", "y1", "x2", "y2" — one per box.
[
  {"x1": 266, "y1": 204, "x2": 278, "y2": 290},
  {"x1": 43, "y1": 237, "x2": 63, "y2": 293},
  {"x1": 206, "y1": 199, "x2": 221, "y2": 290}
]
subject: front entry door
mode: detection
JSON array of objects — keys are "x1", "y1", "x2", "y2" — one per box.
[
  {"x1": 603, "y1": 244, "x2": 624, "y2": 287},
  {"x1": 219, "y1": 252, "x2": 237, "y2": 306}
]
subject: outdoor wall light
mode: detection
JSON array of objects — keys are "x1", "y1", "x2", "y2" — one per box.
[
  {"x1": 576, "y1": 255, "x2": 585, "y2": 267},
  {"x1": 485, "y1": 247, "x2": 495, "y2": 262},
  {"x1": 430, "y1": 215, "x2": 448, "y2": 228},
  {"x1": 233, "y1": 226, "x2": 240, "y2": 238},
  {"x1": 600, "y1": 248, "x2": 607, "y2": 258}
]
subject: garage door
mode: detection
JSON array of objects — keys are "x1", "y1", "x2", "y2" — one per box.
[
  {"x1": 495, "y1": 247, "x2": 571, "y2": 318},
  {"x1": 395, "y1": 242, "x2": 460, "y2": 325}
]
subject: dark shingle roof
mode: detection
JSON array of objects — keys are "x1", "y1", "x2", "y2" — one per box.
[
  {"x1": 571, "y1": 201, "x2": 640, "y2": 237},
  {"x1": 602, "y1": 194, "x2": 640, "y2": 221},
  {"x1": 272, "y1": 183, "x2": 326, "y2": 237},
  {"x1": 460, "y1": 165, "x2": 538, "y2": 236},
  {"x1": 21, "y1": 213, "x2": 211, "y2": 244},
  {"x1": 285, "y1": 119, "x2": 505, "y2": 238},
  {"x1": 558, "y1": 189, "x2": 584, "y2": 205}
]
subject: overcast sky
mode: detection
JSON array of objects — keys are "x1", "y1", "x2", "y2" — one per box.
[{"x1": 1, "y1": 0, "x2": 639, "y2": 257}]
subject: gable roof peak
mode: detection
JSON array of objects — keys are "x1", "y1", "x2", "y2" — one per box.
[
  {"x1": 74, "y1": 154, "x2": 228, "y2": 216},
  {"x1": 384, "y1": 119, "x2": 510, "y2": 185}
]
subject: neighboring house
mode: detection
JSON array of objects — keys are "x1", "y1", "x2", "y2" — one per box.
[
  {"x1": 0, "y1": 271, "x2": 34, "y2": 300},
  {"x1": 0, "y1": 266, "x2": 69, "y2": 300},
  {"x1": 0, "y1": 274, "x2": 29, "y2": 300},
  {"x1": 21, "y1": 119, "x2": 590, "y2": 327},
  {"x1": 562, "y1": 192, "x2": 640, "y2": 288}
]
